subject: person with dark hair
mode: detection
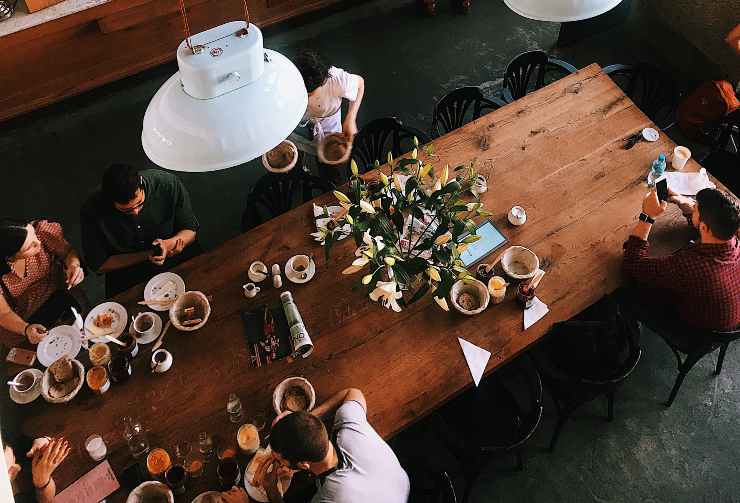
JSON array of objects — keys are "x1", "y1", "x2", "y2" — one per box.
[
  {"x1": 289, "y1": 50, "x2": 365, "y2": 153},
  {"x1": 80, "y1": 164, "x2": 200, "y2": 296},
  {"x1": 0, "y1": 219, "x2": 84, "y2": 347},
  {"x1": 621, "y1": 187, "x2": 740, "y2": 332},
  {"x1": 267, "y1": 388, "x2": 409, "y2": 503}
]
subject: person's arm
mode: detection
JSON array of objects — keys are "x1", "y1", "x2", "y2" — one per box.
[
  {"x1": 0, "y1": 294, "x2": 46, "y2": 344},
  {"x1": 726, "y1": 24, "x2": 740, "y2": 55},
  {"x1": 150, "y1": 176, "x2": 200, "y2": 266},
  {"x1": 312, "y1": 388, "x2": 367, "y2": 419},
  {"x1": 31, "y1": 438, "x2": 69, "y2": 503},
  {"x1": 342, "y1": 76, "x2": 365, "y2": 139},
  {"x1": 98, "y1": 250, "x2": 152, "y2": 273},
  {"x1": 63, "y1": 249, "x2": 84, "y2": 290},
  {"x1": 150, "y1": 229, "x2": 197, "y2": 266}
]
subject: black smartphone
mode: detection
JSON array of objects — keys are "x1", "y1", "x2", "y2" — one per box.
[
  {"x1": 152, "y1": 243, "x2": 163, "y2": 256},
  {"x1": 656, "y1": 177, "x2": 668, "y2": 202}
]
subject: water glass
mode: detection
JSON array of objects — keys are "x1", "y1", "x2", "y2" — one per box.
[
  {"x1": 198, "y1": 432, "x2": 214, "y2": 460},
  {"x1": 85, "y1": 434, "x2": 107, "y2": 461},
  {"x1": 122, "y1": 416, "x2": 149, "y2": 458}
]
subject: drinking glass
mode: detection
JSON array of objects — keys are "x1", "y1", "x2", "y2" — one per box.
[
  {"x1": 85, "y1": 434, "x2": 107, "y2": 461},
  {"x1": 122, "y1": 417, "x2": 149, "y2": 458},
  {"x1": 198, "y1": 432, "x2": 214, "y2": 461},
  {"x1": 175, "y1": 441, "x2": 191, "y2": 463},
  {"x1": 217, "y1": 457, "x2": 241, "y2": 490},
  {"x1": 184, "y1": 450, "x2": 204, "y2": 478}
]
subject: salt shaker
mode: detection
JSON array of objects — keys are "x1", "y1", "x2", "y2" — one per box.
[{"x1": 272, "y1": 264, "x2": 283, "y2": 289}]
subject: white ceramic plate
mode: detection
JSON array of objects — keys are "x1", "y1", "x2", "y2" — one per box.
[
  {"x1": 84, "y1": 302, "x2": 128, "y2": 342},
  {"x1": 129, "y1": 314, "x2": 163, "y2": 345},
  {"x1": 37, "y1": 325, "x2": 82, "y2": 367},
  {"x1": 285, "y1": 256, "x2": 316, "y2": 284},
  {"x1": 9, "y1": 369, "x2": 43, "y2": 405},
  {"x1": 126, "y1": 482, "x2": 173, "y2": 503},
  {"x1": 192, "y1": 491, "x2": 221, "y2": 503},
  {"x1": 642, "y1": 127, "x2": 659, "y2": 142},
  {"x1": 244, "y1": 447, "x2": 291, "y2": 503},
  {"x1": 144, "y1": 273, "x2": 186, "y2": 311}
]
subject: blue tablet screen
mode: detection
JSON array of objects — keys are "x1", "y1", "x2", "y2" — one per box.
[{"x1": 460, "y1": 220, "x2": 508, "y2": 267}]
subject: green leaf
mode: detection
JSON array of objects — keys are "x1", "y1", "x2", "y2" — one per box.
[{"x1": 406, "y1": 282, "x2": 430, "y2": 305}]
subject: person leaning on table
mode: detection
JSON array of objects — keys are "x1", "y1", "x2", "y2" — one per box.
[
  {"x1": 80, "y1": 164, "x2": 201, "y2": 297},
  {"x1": 620, "y1": 187, "x2": 740, "y2": 335},
  {"x1": 264, "y1": 388, "x2": 410, "y2": 503},
  {"x1": 0, "y1": 219, "x2": 85, "y2": 348}
]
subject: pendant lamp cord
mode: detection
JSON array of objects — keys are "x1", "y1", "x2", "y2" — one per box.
[{"x1": 178, "y1": 0, "x2": 252, "y2": 55}]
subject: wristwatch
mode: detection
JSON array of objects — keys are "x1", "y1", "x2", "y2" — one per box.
[{"x1": 639, "y1": 212, "x2": 655, "y2": 225}]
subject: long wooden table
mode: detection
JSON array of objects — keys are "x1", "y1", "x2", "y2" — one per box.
[{"x1": 21, "y1": 64, "x2": 705, "y2": 501}]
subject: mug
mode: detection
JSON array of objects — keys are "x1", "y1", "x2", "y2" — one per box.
[
  {"x1": 151, "y1": 349, "x2": 173, "y2": 374},
  {"x1": 133, "y1": 312, "x2": 157, "y2": 340},
  {"x1": 672, "y1": 146, "x2": 691, "y2": 171},
  {"x1": 242, "y1": 283, "x2": 260, "y2": 298},
  {"x1": 288, "y1": 255, "x2": 311, "y2": 279}
]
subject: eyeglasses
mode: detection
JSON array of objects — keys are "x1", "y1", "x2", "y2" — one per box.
[{"x1": 117, "y1": 191, "x2": 145, "y2": 215}]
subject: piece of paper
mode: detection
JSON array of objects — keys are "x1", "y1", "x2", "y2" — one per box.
[
  {"x1": 54, "y1": 459, "x2": 120, "y2": 503},
  {"x1": 524, "y1": 296, "x2": 549, "y2": 330},
  {"x1": 664, "y1": 169, "x2": 715, "y2": 196},
  {"x1": 458, "y1": 337, "x2": 491, "y2": 387}
]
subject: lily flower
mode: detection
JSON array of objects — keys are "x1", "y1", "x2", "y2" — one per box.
[
  {"x1": 369, "y1": 281, "x2": 403, "y2": 312},
  {"x1": 359, "y1": 199, "x2": 376, "y2": 214}
]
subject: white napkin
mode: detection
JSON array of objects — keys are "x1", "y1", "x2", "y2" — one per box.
[
  {"x1": 664, "y1": 169, "x2": 715, "y2": 196},
  {"x1": 524, "y1": 296, "x2": 549, "y2": 330},
  {"x1": 458, "y1": 337, "x2": 491, "y2": 387}
]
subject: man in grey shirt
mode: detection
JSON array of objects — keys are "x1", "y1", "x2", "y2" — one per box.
[{"x1": 266, "y1": 388, "x2": 410, "y2": 503}]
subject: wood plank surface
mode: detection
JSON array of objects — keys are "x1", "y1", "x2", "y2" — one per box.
[{"x1": 19, "y1": 64, "x2": 713, "y2": 501}]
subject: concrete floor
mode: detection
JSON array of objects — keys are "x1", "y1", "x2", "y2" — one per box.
[{"x1": 2, "y1": 1, "x2": 738, "y2": 502}]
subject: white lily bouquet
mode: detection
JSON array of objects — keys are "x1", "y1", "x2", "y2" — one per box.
[{"x1": 317, "y1": 142, "x2": 491, "y2": 312}]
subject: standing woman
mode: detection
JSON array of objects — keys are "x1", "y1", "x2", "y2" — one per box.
[{"x1": 0, "y1": 220, "x2": 85, "y2": 347}]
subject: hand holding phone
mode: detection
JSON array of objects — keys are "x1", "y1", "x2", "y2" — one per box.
[{"x1": 656, "y1": 177, "x2": 668, "y2": 202}]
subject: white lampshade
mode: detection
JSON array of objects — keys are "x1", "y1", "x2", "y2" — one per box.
[
  {"x1": 503, "y1": 0, "x2": 623, "y2": 22},
  {"x1": 142, "y1": 21, "x2": 308, "y2": 172}
]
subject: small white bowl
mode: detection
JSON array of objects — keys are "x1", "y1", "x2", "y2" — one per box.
[
  {"x1": 41, "y1": 360, "x2": 85, "y2": 404},
  {"x1": 500, "y1": 246, "x2": 539, "y2": 280},
  {"x1": 273, "y1": 377, "x2": 316, "y2": 415},
  {"x1": 449, "y1": 279, "x2": 490, "y2": 315},
  {"x1": 169, "y1": 291, "x2": 211, "y2": 331}
]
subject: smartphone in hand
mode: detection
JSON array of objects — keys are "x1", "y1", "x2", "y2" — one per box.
[
  {"x1": 656, "y1": 177, "x2": 669, "y2": 202},
  {"x1": 152, "y1": 243, "x2": 163, "y2": 257}
]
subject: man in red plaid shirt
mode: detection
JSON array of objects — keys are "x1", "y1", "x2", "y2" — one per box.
[{"x1": 621, "y1": 187, "x2": 740, "y2": 335}]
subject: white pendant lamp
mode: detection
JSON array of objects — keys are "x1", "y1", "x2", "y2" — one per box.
[
  {"x1": 142, "y1": 1, "x2": 308, "y2": 172},
  {"x1": 503, "y1": 0, "x2": 623, "y2": 22}
]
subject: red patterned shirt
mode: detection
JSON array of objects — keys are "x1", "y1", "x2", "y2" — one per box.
[{"x1": 623, "y1": 235, "x2": 740, "y2": 331}]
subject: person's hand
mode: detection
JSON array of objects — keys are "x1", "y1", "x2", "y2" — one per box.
[
  {"x1": 642, "y1": 190, "x2": 667, "y2": 219},
  {"x1": 221, "y1": 486, "x2": 249, "y2": 503},
  {"x1": 31, "y1": 437, "x2": 69, "y2": 489},
  {"x1": 5, "y1": 445, "x2": 21, "y2": 482},
  {"x1": 342, "y1": 119, "x2": 358, "y2": 139},
  {"x1": 25, "y1": 324, "x2": 48, "y2": 344},
  {"x1": 263, "y1": 461, "x2": 283, "y2": 500},
  {"x1": 64, "y1": 260, "x2": 84, "y2": 290},
  {"x1": 667, "y1": 187, "x2": 695, "y2": 216},
  {"x1": 26, "y1": 437, "x2": 51, "y2": 459},
  {"x1": 149, "y1": 239, "x2": 169, "y2": 266}
]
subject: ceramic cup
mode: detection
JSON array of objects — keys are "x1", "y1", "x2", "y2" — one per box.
[
  {"x1": 508, "y1": 206, "x2": 527, "y2": 226},
  {"x1": 672, "y1": 146, "x2": 691, "y2": 171},
  {"x1": 133, "y1": 312, "x2": 157, "y2": 340},
  {"x1": 12, "y1": 369, "x2": 38, "y2": 394},
  {"x1": 151, "y1": 349, "x2": 173, "y2": 374},
  {"x1": 248, "y1": 261, "x2": 268, "y2": 283},
  {"x1": 243, "y1": 283, "x2": 260, "y2": 298},
  {"x1": 471, "y1": 174, "x2": 487, "y2": 195},
  {"x1": 288, "y1": 255, "x2": 311, "y2": 279}
]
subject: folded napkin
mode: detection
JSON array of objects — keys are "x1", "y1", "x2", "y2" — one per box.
[
  {"x1": 665, "y1": 169, "x2": 715, "y2": 196},
  {"x1": 458, "y1": 337, "x2": 491, "y2": 387},
  {"x1": 524, "y1": 297, "x2": 549, "y2": 330}
]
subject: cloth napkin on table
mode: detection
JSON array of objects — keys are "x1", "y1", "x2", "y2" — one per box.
[
  {"x1": 458, "y1": 337, "x2": 491, "y2": 387},
  {"x1": 524, "y1": 297, "x2": 549, "y2": 330}
]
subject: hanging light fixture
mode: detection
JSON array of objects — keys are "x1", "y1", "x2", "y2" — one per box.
[
  {"x1": 503, "y1": 0, "x2": 623, "y2": 22},
  {"x1": 142, "y1": 0, "x2": 308, "y2": 172}
]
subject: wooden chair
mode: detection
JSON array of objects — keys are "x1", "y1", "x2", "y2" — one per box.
[
  {"x1": 241, "y1": 170, "x2": 334, "y2": 232},
  {"x1": 503, "y1": 50, "x2": 578, "y2": 101},
  {"x1": 350, "y1": 117, "x2": 430, "y2": 176},
  {"x1": 431, "y1": 86, "x2": 505, "y2": 137}
]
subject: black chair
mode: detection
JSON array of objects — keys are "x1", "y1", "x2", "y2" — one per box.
[
  {"x1": 431, "y1": 86, "x2": 505, "y2": 137},
  {"x1": 350, "y1": 117, "x2": 430, "y2": 176},
  {"x1": 532, "y1": 295, "x2": 641, "y2": 451},
  {"x1": 502, "y1": 50, "x2": 578, "y2": 101},
  {"x1": 603, "y1": 63, "x2": 679, "y2": 130},
  {"x1": 241, "y1": 170, "x2": 334, "y2": 232},
  {"x1": 703, "y1": 110, "x2": 740, "y2": 194},
  {"x1": 653, "y1": 326, "x2": 740, "y2": 407}
]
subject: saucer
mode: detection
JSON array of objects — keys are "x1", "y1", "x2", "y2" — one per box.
[
  {"x1": 129, "y1": 314, "x2": 162, "y2": 345},
  {"x1": 248, "y1": 261, "x2": 269, "y2": 283},
  {"x1": 285, "y1": 257, "x2": 316, "y2": 284},
  {"x1": 9, "y1": 369, "x2": 43, "y2": 405},
  {"x1": 144, "y1": 272, "x2": 185, "y2": 312}
]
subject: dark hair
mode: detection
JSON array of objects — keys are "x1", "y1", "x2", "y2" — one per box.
[
  {"x1": 270, "y1": 411, "x2": 329, "y2": 464},
  {"x1": 0, "y1": 219, "x2": 29, "y2": 275},
  {"x1": 102, "y1": 163, "x2": 142, "y2": 204},
  {"x1": 293, "y1": 50, "x2": 330, "y2": 93},
  {"x1": 696, "y1": 188, "x2": 740, "y2": 241}
]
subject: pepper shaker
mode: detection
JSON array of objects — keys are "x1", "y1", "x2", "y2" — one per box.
[{"x1": 272, "y1": 264, "x2": 282, "y2": 289}]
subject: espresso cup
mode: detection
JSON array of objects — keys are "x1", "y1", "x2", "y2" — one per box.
[
  {"x1": 134, "y1": 312, "x2": 157, "y2": 340},
  {"x1": 242, "y1": 283, "x2": 260, "y2": 298},
  {"x1": 13, "y1": 369, "x2": 37, "y2": 393},
  {"x1": 288, "y1": 255, "x2": 311, "y2": 278},
  {"x1": 151, "y1": 349, "x2": 173, "y2": 374}
]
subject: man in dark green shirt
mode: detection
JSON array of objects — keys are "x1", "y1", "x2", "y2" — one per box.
[{"x1": 80, "y1": 164, "x2": 201, "y2": 296}]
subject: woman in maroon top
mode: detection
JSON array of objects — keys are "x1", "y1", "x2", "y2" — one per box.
[{"x1": 0, "y1": 220, "x2": 85, "y2": 347}]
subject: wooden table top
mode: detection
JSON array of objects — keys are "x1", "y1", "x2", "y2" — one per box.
[{"x1": 21, "y1": 63, "x2": 707, "y2": 502}]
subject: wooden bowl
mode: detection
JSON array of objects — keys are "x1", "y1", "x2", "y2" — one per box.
[
  {"x1": 41, "y1": 360, "x2": 85, "y2": 404},
  {"x1": 450, "y1": 279, "x2": 490, "y2": 315},
  {"x1": 500, "y1": 246, "x2": 539, "y2": 280},
  {"x1": 317, "y1": 133, "x2": 352, "y2": 165},
  {"x1": 273, "y1": 377, "x2": 316, "y2": 415},
  {"x1": 262, "y1": 140, "x2": 298, "y2": 173},
  {"x1": 169, "y1": 291, "x2": 211, "y2": 331}
]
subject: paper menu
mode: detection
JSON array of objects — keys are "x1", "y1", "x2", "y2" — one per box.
[
  {"x1": 54, "y1": 460, "x2": 120, "y2": 503},
  {"x1": 664, "y1": 169, "x2": 716, "y2": 196}
]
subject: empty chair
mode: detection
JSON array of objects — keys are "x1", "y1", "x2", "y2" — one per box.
[
  {"x1": 603, "y1": 63, "x2": 679, "y2": 130},
  {"x1": 350, "y1": 117, "x2": 430, "y2": 176},
  {"x1": 503, "y1": 50, "x2": 577, "y2": 101},
  {"x1": 431, "y1": 86, "x2": 505, "y2": 137},
  {"x1": 703, "y1": 110, "x2": 740, "y2": 194},
  {"x1": 652, "y1": 325, "x2": 740, "y2": 407},
  {"x1": 532, "y1": 295, "x2": 641, "y2": 451},
  {"x1": 241, "y1": 170, "x2": 334, "y2": 232}
]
